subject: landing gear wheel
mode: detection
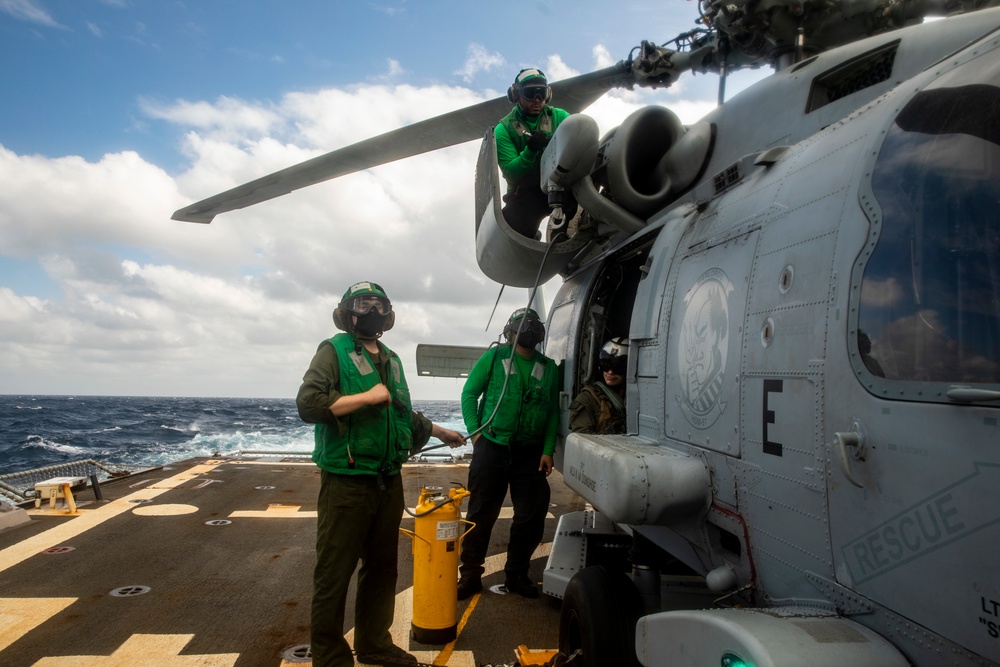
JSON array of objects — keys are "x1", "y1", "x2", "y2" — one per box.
[{"x1": 559, "y1": 565, "x2": 642, "y2": 667}]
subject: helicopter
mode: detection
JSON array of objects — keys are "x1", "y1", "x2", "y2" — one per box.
[{"x1": 174, "y1": 1, "x2": 1000, "y2": 664}]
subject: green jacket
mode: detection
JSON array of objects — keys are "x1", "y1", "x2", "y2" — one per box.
[
  {"x1": 494, "y1": 105, "x2": 570, "y2": 192},
  {"x1": 296, "y1": 334, "x2": 429, "y2": 476},
  {"x1": 461, "y1": 345, "x2": 559, "y2": 454}
]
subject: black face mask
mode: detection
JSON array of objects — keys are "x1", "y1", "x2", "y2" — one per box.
[
  {"x1": 354, "y1": 311, "x2": 388, "y2": 339},
  {"x1": 516, "y1": 331, "x2": 542, "y2": 349}
]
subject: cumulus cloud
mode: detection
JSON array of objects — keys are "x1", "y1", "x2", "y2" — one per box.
[
  {"x1": 0, "y1": 69, "x2": 726, "y2": 398},
  {"x1": 454, "y1": 43, "x2": 505, "y2": 83},
  {"x1": 378, "y1": 58, "x2": 406, "y2": 81}
]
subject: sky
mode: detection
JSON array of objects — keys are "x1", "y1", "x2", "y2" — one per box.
[{"x1": 0, "y1": 0, "x2": 769, "y2": 400}]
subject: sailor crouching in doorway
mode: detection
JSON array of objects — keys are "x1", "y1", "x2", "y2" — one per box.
[{"x1": 569, "y1": 337, "x2": 628, "y2": 435}]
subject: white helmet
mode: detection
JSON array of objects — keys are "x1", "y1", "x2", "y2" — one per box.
[{"x1": 599, "y1": 337, "x2": 629, "y2": 373}]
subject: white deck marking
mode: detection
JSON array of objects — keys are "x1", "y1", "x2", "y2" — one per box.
[
  {"x1": 31, "y1": 633, "x2": 239, "y2": 666},
  {"x1": 131, "y1": 504, "x2": 199, "y2": 516},
  {"x1": 230, "y1": 504, "x2": 316, "y2": 518},
  {"x1": 0, "y1": 598, "x2": 76, "y2": 651}
]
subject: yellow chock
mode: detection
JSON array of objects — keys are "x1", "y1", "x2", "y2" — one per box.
[{"x1": 514, "y1": 645, "x2": 558, "y2": 666}]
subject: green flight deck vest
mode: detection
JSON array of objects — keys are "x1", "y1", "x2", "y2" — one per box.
[{"x1": 312, "y1": 333, "x2": 414, "y2": 475}]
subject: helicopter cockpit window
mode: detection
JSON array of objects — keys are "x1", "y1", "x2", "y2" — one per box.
[{"x1": 859, "y1": 70, "x2": 1000, "y2": 386}]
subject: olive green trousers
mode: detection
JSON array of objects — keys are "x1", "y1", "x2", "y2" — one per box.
[{"x1": 311, "y1": 471, "x2": 403, "y2": 667}]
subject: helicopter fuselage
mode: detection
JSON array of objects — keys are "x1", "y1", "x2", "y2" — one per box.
[{"x1": 539, "y1": 9, "x2": 1000, "y2": 666}]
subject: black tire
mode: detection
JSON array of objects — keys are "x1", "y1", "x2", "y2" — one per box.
[{"x1": 559, "y1": 565, "x2": 643, "y2": 667}]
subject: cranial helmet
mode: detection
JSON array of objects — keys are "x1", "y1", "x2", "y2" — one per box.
[
  {"x1": 507, "y1": 67, "x2": 552, "y2": 104},
  {"x1": 599, "y1": 337, "x2": 629, "y2": 374},
  {"x1": 503, "y1": 307, "x2": 545, "y2": 344},
  {"x1": 333, "y1": 281, "x2": 395, "y2": 334}
]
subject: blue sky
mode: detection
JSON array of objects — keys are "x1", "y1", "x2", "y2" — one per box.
[{"x1": 0, "y1": 0, "x2": 765, "y2": 399}]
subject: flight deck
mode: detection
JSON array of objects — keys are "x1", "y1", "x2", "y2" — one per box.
[{"x1": 0, "y1": 456, "x2": 585, "y2": 666}]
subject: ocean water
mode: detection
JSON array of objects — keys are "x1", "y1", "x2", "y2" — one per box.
[{"x1": 0, "y1": 395, "x2": 467, "y2": 476}]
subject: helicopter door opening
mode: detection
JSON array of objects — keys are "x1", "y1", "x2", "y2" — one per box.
[
  {"x1": 546, "y1": 235, "x2": 655, "y2": 441},
  {"x1": 571, "y1": 243, "x2": 649, "y2": 406},
  {"x1": 474, "y1": 130, "x2": 596, "y2": 288}
]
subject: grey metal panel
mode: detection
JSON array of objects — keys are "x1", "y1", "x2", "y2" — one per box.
[
  {"x1": 561, "y1": 433, "x2": 711, "y2": 527},
  {"x1": 821, "y1": 36, "x2": 1000, "y2": 662},
  {"x1": 666, "y1": 231, "x2": 759, "y2": 457},
  {"x1": 542, "y1": 510, "x2": 624, "y2": 599},
  {"x1": 414, "y1": 344, "x2": 488, "y2": 378},
  {"x1": 691, "y1": 12, "x2": 1000, "y2": 192},
  {"x1": 630, "y1": 204, "x2": 697, "y2": 341}
]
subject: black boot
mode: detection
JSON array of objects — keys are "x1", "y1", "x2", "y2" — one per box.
[
  {"x1": 503, "y1": 574, "x2": 539, "y2": 598},
  {"x1": 457, "y1": 574, "x2": 483, "y2": 600}
]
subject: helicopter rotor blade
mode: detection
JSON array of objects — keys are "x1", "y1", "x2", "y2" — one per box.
[{"x1": 171, "y1": 62, "x2": 631, "y2": 224}]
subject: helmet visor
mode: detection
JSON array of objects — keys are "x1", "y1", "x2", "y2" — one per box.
[
  {"x1": 345, "y1": 294, "x2": 390, "y2": 316},
  {"x1": 599, "y1": 357, "x2": 627, "y2": 375}
]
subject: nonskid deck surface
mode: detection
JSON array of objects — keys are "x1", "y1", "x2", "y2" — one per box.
[{"x1": 0, "y1": 456, "x2": 585, "y2": 666}]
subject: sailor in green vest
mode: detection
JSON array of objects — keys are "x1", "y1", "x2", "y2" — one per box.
[
  {"x1": 495, "y1": 67, "x2": 578, "y2": 239},
  {"x1": 569, "y1": 338, "x2": 629, "y2": 435},
  {"x1": 296, "y1": 281, "x2": 466, "y2": 667},
  {"x1": 457, "y1": 308, "x2": 559, "y2": 600}
]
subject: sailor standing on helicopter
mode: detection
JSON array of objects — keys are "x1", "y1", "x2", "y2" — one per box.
[
  {"x1": 496, "y1": 67, "x2": 578, "y2": 239},
  {"x1": 296, "y1": 281, "x2": 465, "y2": 667}
]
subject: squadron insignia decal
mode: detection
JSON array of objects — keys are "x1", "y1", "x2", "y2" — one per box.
[{"x1": 678, "y1": 269, "x2": 733, "y2": 430}]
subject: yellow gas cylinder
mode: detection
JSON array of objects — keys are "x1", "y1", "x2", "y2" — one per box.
[{"x1": 403, "y1": 484, "x2": 473, "y2": 644}]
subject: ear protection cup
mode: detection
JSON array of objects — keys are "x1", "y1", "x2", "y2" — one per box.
[
  {"x1": 507, "y1": 85, "x2": 516, "y2": 103},
  {"x1": 383, "y1": 311, "x2": 395, "y2": 331},
  {"x1": 332, "y1": 308, "x2": 348, "y2": 332}
]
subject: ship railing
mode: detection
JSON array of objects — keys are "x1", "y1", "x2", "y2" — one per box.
[
  {"x1": 0, "y1": 459, "x2": 133, "y2": 504},
  {"x1": 229, "y1": 450, "x2": 313, "y2": 459},
  {"x1": 226, "y1": 449, "x2": 468, "y2": 463}
]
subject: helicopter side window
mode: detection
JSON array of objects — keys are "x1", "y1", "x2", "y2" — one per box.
[{"x1": 859, "y1": 72, "x2": 1000, "y2": 385}]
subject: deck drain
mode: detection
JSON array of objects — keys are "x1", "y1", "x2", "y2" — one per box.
[
  {"x1": 488, "y1": 584, "x2": 509, "y2": 595},
  {"x1": 128, "y1": 498, "x2": 152, "y2": 504},
  {"x1": 205, "y1": 519, "x2": 232, "y2": 526},
  {"x1": 255, "y1": 486, "x2": 275, "y2": 490},
  {"x1": 42, "y1": 546, "x2": 75, "y2": 555},
  {"x1": 282, "y1": 645, "x2": 311, "y2": 662},
  {"x1": 110, "y1": 585, "x2": 151, "y2": 597}
]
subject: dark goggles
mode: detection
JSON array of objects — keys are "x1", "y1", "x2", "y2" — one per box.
[
  {"x1": 599, "y1": 358, "x2": 627, "y2": 374},
  {"x1": 345, "y1": 295, "x2": 390, "y2": 316},
  {"x1": 520, "y1": 85, "x2": 549, "y2": 101}
]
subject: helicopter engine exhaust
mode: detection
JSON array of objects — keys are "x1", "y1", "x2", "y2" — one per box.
[{"x1": 598, "y1": 106, "x2": 714, "y2": 218}]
